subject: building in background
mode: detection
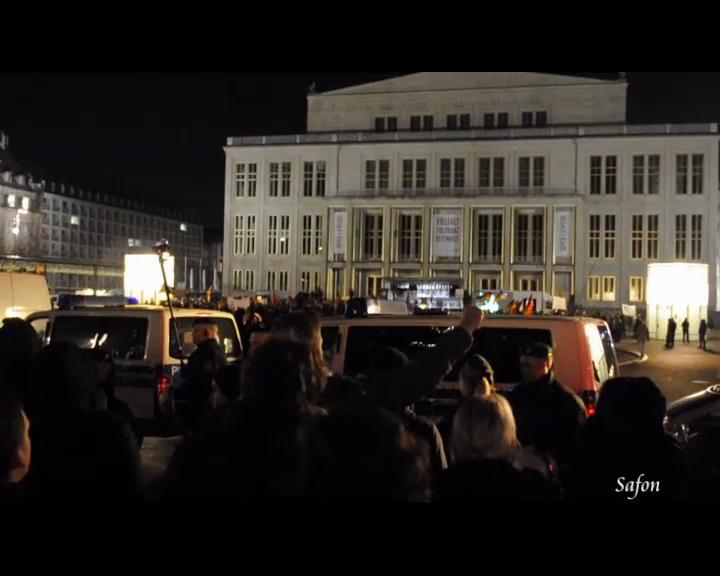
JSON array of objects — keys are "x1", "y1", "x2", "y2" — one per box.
[
  {"x1": 0, "y1": 130, "x2": 204, "y2": 294},
  {"x1": 223, "y1": 72, "x2": 720, "y2": 327}
]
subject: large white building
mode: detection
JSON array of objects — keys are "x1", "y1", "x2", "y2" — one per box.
[{"x1": 223, "y1": 72, "x2": 720, "y2": 327}]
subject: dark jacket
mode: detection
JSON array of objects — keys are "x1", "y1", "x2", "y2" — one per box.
[
  {"x1": 27, "y1": 409, "x2": 146, "y2": 502},
  {"x1": 403, "y1": 408, "x2": 448, "y2": 480},
  {"x1": 321, "y1": 327, "x2": 473, "y2": 413},
  {"x1": 509, "y1": 373, "x2": 587, "y2": 472},
  {"x1": 181, "y1": 338, "x2": 227, "y2": 426},
  {"x1": 435, "y1": 458, "x2": 560, "y2": 501}
]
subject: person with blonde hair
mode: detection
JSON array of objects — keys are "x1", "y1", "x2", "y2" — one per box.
[
  {"x1": 435, "y1": 395, "x2": 558, "y2": 501},
  {"x1": 451, "y1": 394, "x2": 518, "y2": 463}
]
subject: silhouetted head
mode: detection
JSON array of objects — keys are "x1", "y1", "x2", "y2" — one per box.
[
  {"x1": 306, "y1": 404, "x2": 430, "y2": 501},
  {"x1": 459, "y1": 354, "x2": 495, "y2": 398},
  {"x1": 594, "y1": 377, "x2": 667, "y2": 436}
]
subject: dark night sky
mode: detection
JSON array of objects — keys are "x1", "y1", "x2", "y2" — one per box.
[{"x1": 1, "y1": 72, "x2": 719, "y2": 230}]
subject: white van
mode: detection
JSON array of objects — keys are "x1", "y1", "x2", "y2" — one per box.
[
  {"x1": 320, "y1": 314, "x2": 619, "y2": 413},
  {"x1": 26, "y1": 306, "x2": 242, "y2": 433},
  {"x1": 0, "y1": 272, "x2": 51, "y2": 321}
]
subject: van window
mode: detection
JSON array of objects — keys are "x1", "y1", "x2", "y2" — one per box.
[
  {"x1": 446, "y1": 328, "x2": 553, "y2": 385},
  {"x1": 321, "y1": 326, "x2": 341, "y2": 365},
  {"x1": 596, "y1": 324, "x2": 619, "y2": 380},
  {"x1": 51, "y1": 316, "x2": 148, "y2": 360},
  {"x1": 345, "y1": 325, "x2": 450, "y2": 377},
  {"x1": 584, "y1": 323, "x2": 612, "y2": 383},
  {"x1": 172, "y1": 318, "x2": 241, "y2": 359},
  {"x1": 29, "y1": 317, "x2": 48, "y2": 342}
]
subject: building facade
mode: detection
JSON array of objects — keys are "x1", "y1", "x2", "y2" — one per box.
[
  {"x1": 0, "y1": 137, "x2": 204, "y2": 294},
  {"x1": 223, "y1": 72, "x2": 720, "y2": 323}
]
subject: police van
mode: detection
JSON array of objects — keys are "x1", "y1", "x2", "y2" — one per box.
[{"x1": 26, "y1": 301, "x2": 242, "y2": 434}]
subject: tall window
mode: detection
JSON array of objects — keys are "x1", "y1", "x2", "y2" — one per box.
[
  {"x1": 518, "y1": 157, "x2": 545, "y2": 188},
  {"x1": 589, "y1": 215, "x2": 601, "y2": 259},
  {"x1": 365, "y1": 160, "x2": 390, "y2": 190},
  {"x1": 281, "y1": 162, "x2": 291, "y2": 197},
  {"x1": 590, "y1": 156, "x2": 602, "y2": 195},
  {"x1": 440, "y1": 158, "x2": 465, "y2": 189},
  {"x1": 279, "y1": 215, "x2": 290, "y2": 255},
  {"x1": 633, "y1": 155, "x2": 660, "y2": 195},
  {"x1": 675, "y1": 215, "x2": 687, "y2": 259},
  {"x1": 647, "y1": 215, "x2": 659, "y2": 260},
  {"x1": 691, "y1": 215, "x2": 702, "y2": 260},
  {"x1": 483, "y1": 113, "x2": 495, "y2": 129},
  {"x1": 279, "y1": 271, "x2": 288, "y2": 292},
  {"x1": 602, "y1": 276, "x2": 616, "y2": 301},
  {"x1": 423, "y1": 116, "x2": 434, "y2": 131},
  {"x1": 397, "y1": 212, "x2": 423, "y2": 261},
  {"x1": 245, "y1": 216, "x2": 256, "y2": 254},
  {"x1": 648, "y1": 155, "x2": 660, "y2": 195},
  {"x1": 514, "y1": 211, "x2": 544, "y2": 263},
  {"x1": 692, "y1": 154, "x2": 704, "y2": 194},
  {"x1": 478, "y1": 157, "x2": 505, "y2": 188},
  {"x1": 590, "y1": 156, "x2": 617, "y2": 195},
  {"x1": 497, "y1": 113, "x2": 509, "y2": 128},
  {"x1": 304, "y1": 162, "x2": 313, "y2": 197},
  {"x1": 588, "y1": 276, "x2": 601, "y2": 300},
  {"x1": 300, "y1": 271, "x2": 311, "y2": 291},
  {"x1": 267, "y1": 216, "x2": 278, "y2": 255},
  {"x1": 475, "y1": 212, "x2": 503, "y2": 262},
  {"x1": 302, "y1": 215, "x2": 323, "y2": 256},
  {"x1": 604, "y1": 215, "x2": 616, "y2": 259},
  {"x1": 269, "y1": 163, "x2": 280, "y2": 197},
  {"x1": 233, "y1": 269, "x2": 242, "y2": 290},
  {"x1": 362, "y1": 212, "x2": 384, "y2": 260},
  {"x1": 304, "y1": 161, "x2": 326, "y2": 197},
  {"x1": 402, "y1": 159, "x2": 427, "y2": 190},
  {"x1": 630, "y1": 277, "x2": 645, "y2": 302},
  {"x1": 244, "y1": 270, "x2": 254, "y2": 291},
  {"x1": 631, "y1": 215, "x2": 643, "y2": 260},
  {"x1": 235, "y1": 163, "x2": 257, "y2": 198},
  {"x1": 266, "y1": 270, "x2": 276, "y2": 291},
  {"x1": 234, "y1": 215, "x2": 245, "y2": 255},
  {"x1": 676, "y1": 155, "x2": 688, "y2": 195}
]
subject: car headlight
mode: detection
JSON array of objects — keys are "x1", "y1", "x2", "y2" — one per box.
[{"x1": 664, "y1": 417, "x2": 689, "y2": 444}]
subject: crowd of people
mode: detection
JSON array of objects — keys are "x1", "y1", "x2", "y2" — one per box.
[{"x1": 2, "y1": 300, "x2": 719, "y2": 502}]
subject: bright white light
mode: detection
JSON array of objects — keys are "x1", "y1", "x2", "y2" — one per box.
[
  {"x1": 4, "y1": 307, "x2": 22, "y2": 319},
  {"x1": 70, "y1": 215, "x2": 80, "y2": 226},
  {"x1": 647, "y1": 263, "x2": 708, "y2": 307},
  {"x1": 21, "y1": 197, "x2": 29, "y2": 210},
  {"x1": 7, "y1": 194, "x2": 16, "y2": 208},
  {"x1": 124, "y1": 253, "x2": 175, "y2": 305},
  {"x1": 476, "y1": 294, "x2": 500, "y2": 313},
  {"x1": 180, "y1": 223, "x2": 187, "y2": 232}
]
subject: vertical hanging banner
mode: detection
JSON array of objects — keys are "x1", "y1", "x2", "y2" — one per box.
[
  {"x1": 433, "y1": 208, "x2": 462, "y2": 260},
  {"x1": 553, "y1": 208, "x2": 573, "y2": 264},
  {"x1": 332, "y1": 210, "x2": 346, "y2": 257}
]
